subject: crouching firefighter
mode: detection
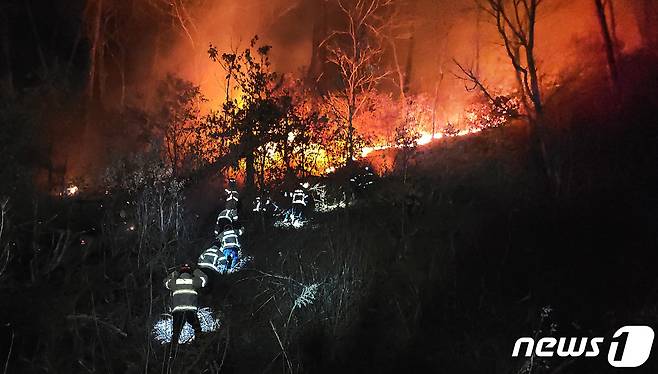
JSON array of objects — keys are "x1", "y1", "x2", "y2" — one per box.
[
  {"x1": 198, "y1": 244, "x2": 222, "y2": 275},
  {"x1": 214, "y1": 208, "x2": 238, "y2": 236},
  {"x1": 164, "y1": 264, "x2": 208, "y2": 355}
]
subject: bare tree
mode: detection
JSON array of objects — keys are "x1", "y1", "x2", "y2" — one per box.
[
  {"x1": 85, "y1": 0, "x2": 104, "y2": 102},
  {"x1": 429, "y1": 5, "x2": 455, "y2": 138},
  {"x1": 0, "y1": 198, "x2": 11, "y2": 279},
  {"x1": 384, "y1": 0, "x2": 415, "y2": 101},
  {"x1": 24, "y1": 0, "x2": 49, "y2": 78},
  {"x1": 594, "y1": 0, "x2": 619, "y2": 94},
  {"x1": 455, "y1": 0, "x2": 558, "y2": 192},
  {"x1": 321, "y1": 0, "x2": 394, "y2": 164},
  {"x1": 480, "y1": 0, "x2": 544, "y2": 118},
  {"x1": 152, "y1": 75, "x2": 206, "y2": 175},
  {"x1": 83, "y1": 0, "x2": 201, "y2": 105}
]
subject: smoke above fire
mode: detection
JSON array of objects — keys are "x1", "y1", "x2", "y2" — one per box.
[{"x1": 148, "y1": 0, "x2": 641, "y2": 118}]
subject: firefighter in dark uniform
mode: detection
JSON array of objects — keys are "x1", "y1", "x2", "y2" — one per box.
[
  {"x1": 164, "y1": 264, "x2": 208, "y2": 355},
  {"x1": 350, "y1": 166, "x2": 376, "y2": 198},
  {"x1": 214, "y1": 208, "x2": 238, "y2": 236},
  {"x1": 218, "y1": 225, "x2": 241, "y2": 270},
  {"x1": 252, "y1": 196, "x2": 263, "y2": 213},
  {"x1": 225, "y1": 178, "x2": 239, "y2": 210},
  {"x1": 290, "y1": 183, "x2": 310, "y2": 222},
  {"x1": 198, "y1": 245, "x2": 223, "y2": 275},
  {"x1": 254, "y1": 191, "x2": 280, "y2": 216}
]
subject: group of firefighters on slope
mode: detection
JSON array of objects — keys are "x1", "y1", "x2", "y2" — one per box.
[{"x1": 162, "y1": 178, "x2": 311, "y2": 355}]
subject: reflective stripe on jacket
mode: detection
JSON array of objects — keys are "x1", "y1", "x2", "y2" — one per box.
[
  {"x1": 225, "y1": 189, "x2": 239, "y2": 202},
  {"x1": 198, "y1": 246, "x2": 228, "y2": 273},
  {"x1": 292, "y1": 190, "x2": 308, "y2": 206},
  {"x1": 216, "y1": 209, "x2": 238, "y2": 225},
  {"x1": 164, "y1": 269, "x2": 208, "y2": 311},
  {"x1": 220, "y1": 229, "x2": 240, "y2": 249},
  {"x1": 253, "y1": 197, "x2": 262, "y2": 212}
]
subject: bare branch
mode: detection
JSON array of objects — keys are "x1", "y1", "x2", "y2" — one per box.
[{"x1": 452, "y1": 59, "x2": 496, "y2": 103}]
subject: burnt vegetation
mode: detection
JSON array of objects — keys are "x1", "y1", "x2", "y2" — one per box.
[{"x1": 1, "y1": 0, "x2": 658, "y2": 373}]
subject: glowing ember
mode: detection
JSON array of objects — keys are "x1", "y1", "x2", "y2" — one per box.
[{"x1": 65, "y1": 185, "x2": 79, "y2": 196}]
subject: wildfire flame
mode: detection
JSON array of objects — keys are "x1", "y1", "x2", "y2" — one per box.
[{"x1": 361, "y1": 127, "x2": 483, "y2": 157}]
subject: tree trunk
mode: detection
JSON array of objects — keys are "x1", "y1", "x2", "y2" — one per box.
[
  {"x1": 403, "y1": 34, "x2": 415, "y2": 95},
  {"x1": 258, "y1": 153, "x2": 266, "y2": 191},
  {"x1": 525, "y1": 7, "x2": 543, "y2": 116},
  {"x1": 119, "y1": 48, "x2": 126, "y2": 110},
  {"x1": 308, "y1": 0, "x2": 328, "y2": 81},
  {"x1": 24, "y1": 0, "x2": 49, "y2": 77},
  {"x1": 66, "y1": 25, "x2": 82, "y2": 79},
  {"x1": 526, "y1": 54, "x2": 543, "y2": 116},
  {"x1": 594, "y1": 0, "x2": 620, "y2": 94},
  {"x1": 431, "y1": 82, "x2": 439, "y2": 138},
  {"x1": 347, "y1": 106, "x2": 354, "y2": 165},
  {"x1": 87, "y1": 0, "x2": 103, "y2": 101},
  {"x1": 245, "y1": 145, "x2": 256, "y2": 197},
  {"x1": 606, "y1": 0, "x2": 619, "y2": 52},
  {"x1": 391, "y1": 38, "x2": 406, "y2": 100},
  {"x1": 475, "y1": 5, "x2": 481, "y2": 75},
  {"x1": 98, "y1": 19, "x2": 106, "y2": 104}
]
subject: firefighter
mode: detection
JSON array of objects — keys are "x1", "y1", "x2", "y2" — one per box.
[
  {"x1": 255, "y1": 190, "x2": 280, "y2": 216},
  {"x1": 214, "y1": 208, "x2": 239, "y2": 235},
  {"x1": 164, "y1": 264, "x2": 208, "y2": 355},
  {"x1": 350, "y1": 166, "x2": 375, "y2": 192},
  {"x1": 225, "y1": 178, "x2": 239, "y2": 210},
  {"x1": 219, "y1": 225, "x2": 241, "y2": 271},
  {"x1": 361, "y1": 166, "x2": 375, "y2": 187},
  {"x1": 348, "y1": 166, "x2": 376, "y2": 200},
  {"x1": 290, "y1": 183, "x2": 309, "y2": 222},
  {"x1": 252, "y1": 196, "x2": 263, "y2": 213},
  {"x1": 198, "y1": 245, "x2": 223, "y2": 275},
  {"x1": 265, "y1": 195, "x2": 280, "y2": 215}
]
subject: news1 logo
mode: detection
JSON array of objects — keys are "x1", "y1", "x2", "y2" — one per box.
[{"x1": 512, "y1": 326, "x2": 654, "y2": 367}]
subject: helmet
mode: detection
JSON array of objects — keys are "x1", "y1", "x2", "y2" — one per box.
[
  {"x1": 301, "y1": 182, "x2": 310, "y2": 189},
  {"x1": 223, "y1": 224, "x2": 233, "y2": 232},
  {"x1": 179, "y1": 263, "x2": 192, "y2": 274}
]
